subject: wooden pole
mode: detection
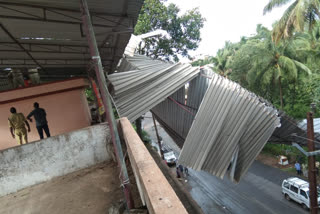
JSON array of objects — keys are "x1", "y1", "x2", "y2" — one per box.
[
  {"x1": 152, "y1": 113, "x2": 164, "y2": 159},
  {"x1": 307, "y1": 111, "x2": 318, "y2": 214}
]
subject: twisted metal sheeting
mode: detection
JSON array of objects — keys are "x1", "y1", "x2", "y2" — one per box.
[
  {"x1": 108, "y1": 55, "x2": 200, "y2": 121},
  {"x1": 151, "y1": 70, "x2": 212, "y2": 147},
  {"x1": 178, "y1": 73, "x2": 280, "y2": 183}
]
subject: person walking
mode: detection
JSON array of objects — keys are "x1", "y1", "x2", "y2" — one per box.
[
  {"x1": 8, "y1": 107, "x2": 31, "y2": 145},
  {"x1": 184, "y1": 166, "x2": 189, "y2": 176},
  {"x1": 178, "y1": 164, "x2": 184, "y2": 175},
  {"x1": 176, "y1": 167, "x2": 181, "y2": 178},
  {"x1": 295, "y1": 162, "x2": 302, "y2": 175},
  {"x1": 27, "y1": 102, "x2": 50, "y2": 139}
]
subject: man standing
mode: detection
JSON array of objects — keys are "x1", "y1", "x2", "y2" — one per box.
[
  {"x1": 295, "y1": 162, "x2": 302, "y2": 175},
  {"x1": 8, "y1": 107, "x2": 31, "y2": 145},
  {"x1": 27, "y1": 102, "x2": 50, "y2": 139}
]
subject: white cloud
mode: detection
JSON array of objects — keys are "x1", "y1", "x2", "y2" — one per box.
[{"x1": 167, "y1": 0, "x2": 287, "y2": 56}]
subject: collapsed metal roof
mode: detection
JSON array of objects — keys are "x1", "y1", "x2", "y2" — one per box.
[
  {"x1": 299, "y1": 118, "x2": 320, "y2": 134},
  {"x1": 152, "y1": 69, "x2": 212, "y2": 148},
  {"x1": 0, "y1": 0, "x2": 143, "y2": 75},
  {"x1": 152, "y1": 72, "x2": 320, "y2": 149},
  {"x1": 178, "y1": 73, "x2": 281, "y2": 183},
  {"x1": 108, "y1": 54, "x2": 200, "y2": 121},
  {"x1": 296, "y1": 118, "x2": 320, "y2": 146}
]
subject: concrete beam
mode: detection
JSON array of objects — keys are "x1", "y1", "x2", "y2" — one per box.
[
  {"x1": 0, "y1": 77, "x2": 89, "y2": 104},
  {"x1": 119, "y1": 117, "x2": 187, "y2": 214}
]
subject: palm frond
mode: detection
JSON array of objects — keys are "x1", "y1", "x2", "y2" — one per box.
[
  {"x1": 289, "y1": 0, "x2": 306, "y2": 32},
  {"x1": 272, "y1": 0, "x2": 299, "y2": 42},
  {"x1": 278, "y1": 55, "x2": 298, "y2": 80},
  {"x1": 261, "y1": 67, "x2": 275, "y2": 86},
  {"x1": 293, "y1": 60, "x2": 312, "y2": 75},
  {"x1": 263, "y1": 0, "x2": 293, "y2": 15}
]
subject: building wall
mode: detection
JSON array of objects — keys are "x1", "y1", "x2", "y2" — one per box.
[
  {"x1": 0, "y1": 123, "x2": 111, "y2": 197},
  {"x1": 0, "y1": 78, "x2": 91, "y2": 150}
]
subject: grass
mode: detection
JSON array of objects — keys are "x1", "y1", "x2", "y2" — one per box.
[
  {"x1": 281, "y1": 167, "x2": 297, "y2": 174},
  {"x1": 261, "y1": 143, "x2": 307, "y2": 164}
]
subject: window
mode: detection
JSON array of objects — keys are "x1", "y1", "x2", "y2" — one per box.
[
  {"x1": 290, "y1": 185, "x2": 298, "y2": 193},
  {"x1": 300, "y1": 190, "x2": 308, "y2": 199},
  {"x1": 283, "y1": 181, "x2": 290, "y2": 189}
]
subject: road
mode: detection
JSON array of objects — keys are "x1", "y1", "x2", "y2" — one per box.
[{"x1": 143, "y1": 112, "x2": 307, "y2": 214}]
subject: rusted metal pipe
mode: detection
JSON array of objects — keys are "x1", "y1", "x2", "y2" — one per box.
[
  {"x1": 80, "y1": 0, "x2": 134, "y2": 209},
  {"x1": 152, "y1": 113, "x2": 164, "y2": 159}
]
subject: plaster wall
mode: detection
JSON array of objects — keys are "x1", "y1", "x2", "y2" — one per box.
[
  {"x1": 0, "y1": 123, "x2": 111, "y2": 197},
  {"x1": 0, "y1": 78, "x2": 91, "y2": 150}
]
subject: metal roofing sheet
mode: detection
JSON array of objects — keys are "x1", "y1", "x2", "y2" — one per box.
[
  {"x1": 151, "y1": 69, "x2": 212, "y2": 147},
  {"x1": 0, "y1": 0, "x2": 143, "y2": 73},
  {"x1": 178, "y1": 73, "x2": 280, "y2": 183},
  {"x1": 108, "y1": 54, "x2": 200, "y2": 121},
  {"x1": 299, "y1": 118, "x2": 320, "y2": 134},
  {"x1": 151, "y1": 72, "x2": 319, "y2": 149}
]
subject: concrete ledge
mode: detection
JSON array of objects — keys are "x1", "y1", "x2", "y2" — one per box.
[
  {"x1": 0, "y1": 123, "x2": 111, "y2": 197},
  {"x1": 119, "y1": 117, "x2": 187, "y2": 214},
  {"x1": 0, "y1": 78, "x2": 89, "y2": 104}
]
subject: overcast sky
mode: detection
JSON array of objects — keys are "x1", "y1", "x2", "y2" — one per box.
[{"x1": 166, "y1": 0, "x2": 288, "y2": 57}]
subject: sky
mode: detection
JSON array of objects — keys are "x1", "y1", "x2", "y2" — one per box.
[{"x1": 166, "y1": 0, "x2": 288, "y2": 58}]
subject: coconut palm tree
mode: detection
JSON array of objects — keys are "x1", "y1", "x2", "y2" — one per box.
[
  {"x1": 230, "y1": 25, "x2": 311, "y2": 109},
  {"x1": 263, "y1": 0, "x2": 320, "y2": 43},
  {"x1": 290, "y1": 23, "x2": 320, "y2": 63},
  {"x1": 211, "y1": 47, "x2": 232, "y2": 77}
]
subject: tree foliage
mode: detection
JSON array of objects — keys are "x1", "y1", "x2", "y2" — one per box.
[
  {"x1": 134, "y1": 0, "x2": 205, "y2": 61},
  {"x1": 194, "y1": 23, "x2": 320, "y2": 119},
  {"x1": 263, "y1": 0, "x2": 320, "y2": 43}
]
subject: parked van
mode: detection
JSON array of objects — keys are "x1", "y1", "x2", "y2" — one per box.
[
  {"x1": 282, "y1": 177, "x2": 320, "y2": 210},
  {"x1": 163, "y1": 151, "x2": 177, "y2": 167}
]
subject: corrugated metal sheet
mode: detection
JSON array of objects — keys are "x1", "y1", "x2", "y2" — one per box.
[
  {"x1": 0, "y1": 0, "x2": 143, "y2": 73},
  {"x1": 267, "y1": 112, "x2": 320, "y2": 148},
  {"x1": 152, "y1": 72, "x2": 319, "y2": 149},
  {"x1": 151, "y1": 69, "x2": 212, "y2": 147},
  {"x1": 108, "y1": 54, "x2": 200, "y2": 121},
  {"x1": 178, "y1": 73, "x2": 280, "y2": 183},
  {"x1": 299, "y1": 118, "x2": 320, "y2": 134},
  {"x1": 296, "y1": 118, "x2": 320, "y2": 146}
]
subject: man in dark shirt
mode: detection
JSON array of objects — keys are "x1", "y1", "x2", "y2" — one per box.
[{"x1": 27, "y1": 102, "x2": 50, "y2": 139}]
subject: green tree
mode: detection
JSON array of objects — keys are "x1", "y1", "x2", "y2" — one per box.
[
  {"x1": 134, "y1": 0, "x2": 205, "y2": 61},
  {"x1": 191, "y1": 56, "x2": 215, "y2": 67},
  {"x1": 229, "y1": 25, "x2": 311, "y2": 109},
  {"x1": 263, "y1": 0, "x2": 320, "y2": 43}
]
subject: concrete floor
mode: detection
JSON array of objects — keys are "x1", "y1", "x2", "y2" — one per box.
[{"x1": 0, "y1": 161, "x2": 123, "y2": 214}]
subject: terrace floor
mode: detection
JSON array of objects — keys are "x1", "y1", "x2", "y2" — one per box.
[{"x1": 0, "y1": 161, "x2": 123, "y2": 214}]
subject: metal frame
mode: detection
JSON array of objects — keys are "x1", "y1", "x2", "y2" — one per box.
[
  {"x1": 0, "y1": 0, "x2": 138, "y2": 72},
  {"x1": 0, "y1": 24, "x2": 43, "y2": 69},
  {"x1": 0, "y1": 1, "x2": 131, "y2": 18},
  {"x1": 0, "y1": 2, "x2": 133, "y2": 32},
  {"x1": 292, "y1": 143, "x2": 320, "y2": 156},
  {"x1": 80, "y1": 0, "x2": 133, "y2": 209},
  {"x1": 0, "y1": 1, "x2": 132, "y2": 25}
]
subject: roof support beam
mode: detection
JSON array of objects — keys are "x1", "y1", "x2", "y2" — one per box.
[
  {"x1": 0, "y1": 1, "x2": 130, "y2": 18},
  {"x1": 0, "y1": 49, "x2": 90, "y2": 54},
  {"x1": 80, "y1": 0, "x2": 133, "y2": 209},
  {"x1": 0, "y1": 15, "x2": 114, "y2": 28},
  {"x1": 0, "y1": 41, "x2": 89, "y2": 47},
  {"x1": 0, "y1": 23, "x2": 43, "y2": 69}
]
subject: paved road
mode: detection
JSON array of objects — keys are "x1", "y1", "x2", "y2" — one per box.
[{"x1": 143, "y1": 112, "x2": 307, "y2": 214}]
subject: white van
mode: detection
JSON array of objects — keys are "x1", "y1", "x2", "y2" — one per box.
[
  {"x1": 282, "y1": 177, "x2": 320, "y2": 210},
  {"x1": 163, "y1": 151, "x2": 177, "y2": 166}
]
